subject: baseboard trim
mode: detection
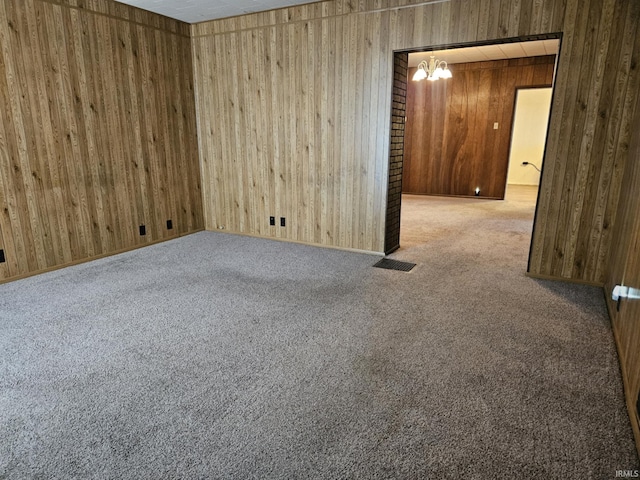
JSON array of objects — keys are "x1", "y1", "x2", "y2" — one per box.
[
  {"x1": 0, "y1": 229, "x2": 205, "y2": 285},
  {"x1": 525, "y1": 271, "x2": 604, "y2": 287},
  {"x1": 204, "y1": 229, "x2": 385, "y2": 257}
]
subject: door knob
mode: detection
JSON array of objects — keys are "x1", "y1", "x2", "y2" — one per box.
[
  {"x1": 612, "y1": 285, "x2": 640, "y2": 301},
  {"x1": 612, "y1": 285, "x2": 640, "y2": 312}
]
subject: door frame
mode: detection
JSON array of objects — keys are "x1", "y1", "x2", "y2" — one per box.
[
  {"x1": 384, "y1": 33, "x2": 563, "y2": 264},
  {"x1": 503, "y1": 85, "x2": 554, "y2": 194}
]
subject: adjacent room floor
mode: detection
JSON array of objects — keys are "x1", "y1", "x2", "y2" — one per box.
[
  {"x1": 398, "y1": 184, "x2": 539, "y2": 250},
  {"x1": 1, "y1": 185, "x2": 638, "y2": 478}
]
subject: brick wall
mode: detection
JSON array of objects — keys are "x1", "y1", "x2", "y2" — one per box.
[{"x1": 384, "y1": 52, "x2": 408, "y2": 254}]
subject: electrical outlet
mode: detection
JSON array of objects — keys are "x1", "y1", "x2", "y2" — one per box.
[
  {"x1": 0, "y1": 249, "x2": 5, "y2": 263},
  {"x1": 280, "y1": 217, "x2": 286, "y2": 227},
  {"x1": 167, "y1": 219, "x2": 173, "y2": 230},
  {"x1": 270, "y1": 216, "x2": 275, "y2": 226},
  {"x1": 139, "y1": 225, "x2": 146, "y2": 236}
]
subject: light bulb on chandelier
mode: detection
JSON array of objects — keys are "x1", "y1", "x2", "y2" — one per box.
[{"x1": 412, "y1": 55, "x2": 452, "y2": 82}]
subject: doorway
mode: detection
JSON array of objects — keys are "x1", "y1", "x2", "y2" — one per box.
[
  {"x1": 505, "y1": 87, "x2": 553, "y2": 201},
  {"x1": 384, "y1": 36, "x2": 561, "y2": 260}
]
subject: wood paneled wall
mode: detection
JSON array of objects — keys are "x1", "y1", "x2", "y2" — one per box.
[
  {"x1": 403, "y1": 56, "x2": 555, "y2": 199},
  {"x1": 192, "y1": 2, "x2": 393, "y2": 252},
  {"x1": 529, "y1": 0, "x2": 640, "y2": 284},
  {"x1": 192, "y1": 0, "x2": 640, "y2": 283},
  {"x1": 605, "y1": 95, "x2": 640, "y2": 456},
  {"x1": 0, "y1": 0, "x2": 203, "y2": 282}
]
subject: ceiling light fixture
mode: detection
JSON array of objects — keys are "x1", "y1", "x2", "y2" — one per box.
[{"x1": 412, "y1": 55, "x2": 452, "y2": 82}]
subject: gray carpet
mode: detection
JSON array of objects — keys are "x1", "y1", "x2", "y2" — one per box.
[{"x1": 1, "y1": 190, "x2": 638, "y2": 479}]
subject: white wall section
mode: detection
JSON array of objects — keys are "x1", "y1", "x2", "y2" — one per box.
[{"x1": 507, "y1": 88, "x2": 553, "y2": 186}]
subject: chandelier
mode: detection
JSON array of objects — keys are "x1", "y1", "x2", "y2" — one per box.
[{"x1": 412, "y1": 55, "x2": 452, "y2": 82}]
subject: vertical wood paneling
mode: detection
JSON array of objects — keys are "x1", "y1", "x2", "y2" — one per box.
[
  {"x1": 530, "y1": 0, "x2": 640, "y2": 283},
  {"x1": 403, "y1": 56, "x2": 554, "y2": 198},
  {"x1": 0, "y1": 0, "x2": 202, "y2": 282},
  {"x1": 193, "y1": 5, "x2": 392, "y2": 251},
  {"x1": 593, "y1": 0, "x2": 640, "y2": 281},
  {"x1": 187, "y1": 0, "x2": 639, "y2": 283}
]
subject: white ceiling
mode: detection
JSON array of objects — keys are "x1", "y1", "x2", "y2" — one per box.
[
  {"x1": 113, "y1": 0, "x2": 318, "y2": 24},
  {"x1": 409, "y1": 39, "x2": 559, "y2": 67}
]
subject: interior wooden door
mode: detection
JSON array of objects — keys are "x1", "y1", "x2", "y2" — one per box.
[
  {"x1": 606, "y1": 102, "x2": 640, "y2": 456},
  {"x1": 610, "y1": 221, "x2": 640, "y2": 456},
  {"x1": 623, "y1": 246, "x2": 640, "y2": 442}
]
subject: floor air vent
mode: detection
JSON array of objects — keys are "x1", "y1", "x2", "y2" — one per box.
[{"x1": 373, "y1": 258, "x2": 416, "y2": 272}]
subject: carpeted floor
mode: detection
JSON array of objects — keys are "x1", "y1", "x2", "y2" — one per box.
[{"x1": 1, "y1": 186, "x2": 638, "y2": 479}]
